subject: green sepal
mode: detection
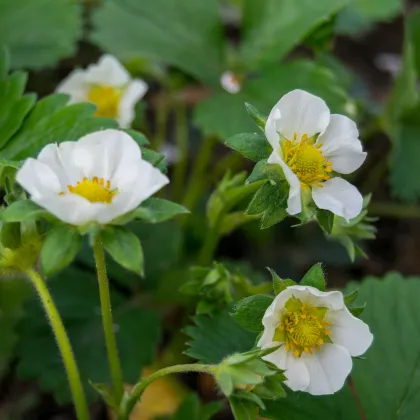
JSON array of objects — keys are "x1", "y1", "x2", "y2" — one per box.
[
  {"x1": 253, "y1": 374, "x2": 286, "y2": 400},
  {"x1": 124, "y1": 129, "x2": 149, "y2": 146},
  {"x1": 344, "y1": 289, "x2": 359, "y2": 306},
  {"x1": 0, "y1": 221, "x2": 21, "y2": 249},
  {"x1": 231, "y1": 295, "x2": 274, "y2": 332},
  {"x1": 245, "y1": 103, "x2": 266, "y2": 131},
  {"x1": 225, "y1": 132, "x2": 271, "y2": 162},
  {"x1": 141, "y1": 147, "x2": 166, "y2": 172},
  {"x1": 267, "y1": 268, "x2": 295, "y2": 295},
  {"x1": 132, "y1": 198, "x2": 189, "y2": 223},
  {"x1": 300, "y1": 263, "x2": 326, "y2": 291},
  {"x1": 89, "y1": 381, "x2": 118, "y2": 410},
  {"x1": 102, "y1": 226, "x2": 144, "y2": 276},
  {"x1": 316, "y1": 208, "x2": 335, "y2": 234},
  {"x1": 349, "y1": 304, "x2": 366, "y2": 318},
  {"x1": 41, "y1": 225, "x2": 82, "y2": 277},
  {"x1": 0, "y1": 199, "x2": 49, "y2": 222}
]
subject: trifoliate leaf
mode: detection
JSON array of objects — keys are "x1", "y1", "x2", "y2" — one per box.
[
  {"x1": 240, "y1": 0, "x2": 348, "y2": 69},
  {"x1": 92, "y1": 0, "x2": 224, "y2": 85},
  {"x1": 225, "y1": 132, "x2": 271, "y2": 162},
  {"x1": 15, "y1": 268, "x2": 161, "y2": 404},
  {"x1": 300, "y1": 263, "x2": 326, "y2": 291},
  {"x1": 231, "y1": 295, "x2": 273, "y2": 332},
  {"x1": 41, "y1": 225, "x2": 82, "y2": 277},
  {"x1": 0, "y1": 0, "x2": 82, "y2": 69},
  {"x1": 102, "y1": 226, "x2": 144, "y2": 276},
  {"x1": 185, "y1": 310, "x2": 257, "y2": 364},
  {"x1": 195, "y1": 59, "x2": 350, "y2": 139},
  {"x1": 262, "y1": 273, "x2": 420, "y2": 420}
]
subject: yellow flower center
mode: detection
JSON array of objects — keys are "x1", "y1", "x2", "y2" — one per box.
[
  {"x1": 283, "y1": 133, "x2": 333, "y2": 187},
  {"x1": 87, "y1": 85, "x2": 121, "y2": 118},
  {"x1": 274, "y1": 297, "x2": 332, "y2": 357},
  {"x1": 66, "y1": 177, "x2": 117, "y2": 203}
]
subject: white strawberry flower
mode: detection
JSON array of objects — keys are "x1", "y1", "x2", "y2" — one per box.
[
  {"x1": 258, "y1": 285, "x2": 373, "y2": 395},
  {"x1": 265, "y1": 89, "x2": 366, "y2": 221},
  {"x1": 16, "y1": 129, "x2": 168, "y2": 226},
  {"x1": 56, "y1": 55, "x2": 147, "y2": 128}
]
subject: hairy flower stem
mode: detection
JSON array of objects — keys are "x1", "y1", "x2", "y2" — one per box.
[
  {"x1": 25, "y1": 268, "x2": 90, "y2": 420},
  {"x1": 119, "y1": 364, "x2": 214, "y2": 419},
  {"x1": 93, "y1": 234, "x2": 124, "y2": 405}
]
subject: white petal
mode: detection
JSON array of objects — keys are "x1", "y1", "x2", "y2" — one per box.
[
  {"x1": 118, "y1": 79, "x2": 148, "y2": 128},
  {"x1": 55, "y1": 69, "x2": 88, "y2": 103},
  {"x1": 312, "y1": 177, "x2": 363, "y2": 221},
  {"x1": 75, "y1": 129, "x2": 142, "y2": 181},
  {"x1": 84, "y1": 55, "x2": 130, "y2": 86},
  {"x1": 265, "y1": 108, "x2": 282, "y2": 151},
  {"x1": 32, "y1": 194, "x2": 98, "y2": 226},
  {"x1": 266, "y1": 90, "x2": 330, "y2": 143},
  {"x1": 328, "y1": 308, "x2": 373, "y2": 357},
  {"x1": 268, "y1": 151, "x2": 301, "y2": 214},
  {"x1": 302, "y1": 344, "x2": 352, "y2": 395},
  {"x1": 16, "y1": 158, "x2": 62, "y2": 197},
  {"x1": 318, "y1": 115, "x2": 367, "y2": 174},
  {"x1": 264, "y1": 346, "x2": 310, "y2": 392}
]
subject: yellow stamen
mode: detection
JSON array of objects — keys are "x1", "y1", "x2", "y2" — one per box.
[
  {"x1": 87, "y1": 85, "x2": 121, "y2": 118},
  {"x1": 65, "y1": 177, "x2": 117, "y2": 203},
  {"x1": 275, "y1": 298, "x2": 332, "y2": 358},
  {"x1": 282, "y1": 134, "x2": 332, "y2": 186}
]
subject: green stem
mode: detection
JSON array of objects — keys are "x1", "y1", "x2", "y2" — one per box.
[
  {"x1": 25, "y1": 268, "x2": 90, "y2": 420},
  {"x1": 172, "y1": 103, "x2": 189, "y2": 201},
  {"x1": 93, "y1": 235, "x2": 124, "y2": 404},
  {"x1": 119, "y1": 364, "x2": 214, "y2": 419},
  {"x1": 198, "y1": 225, "x2": 221, "y2": 266},
  {"x1": 183, "y1": 135, "x2": 217, "y2": 212}
]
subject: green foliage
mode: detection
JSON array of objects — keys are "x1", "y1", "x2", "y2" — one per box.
[
  {"x1": 41, "y1": 226, "x2": 81, "y2": 277},
  {"x1": 0, "y1": 0, "x2": 81, "y2": 69},
  {"x1": 241, "y1": 0, "x2": 349, "y2": 69},
  {"x1": 0, "y1": 278, "x2": 31, "y2": 377},
  {"x1": 262, "y1": 273, "x2": 420, "y2": 419},
  {"x1": 1, "y1": 200, "x2": 48, "y2": 222},
  {"x1": 336, "y1": 0, "x2": 401, "y2": 35},
  {"x1": 102, "y1": 226, "x2": 144, "y2": 276},
  {"x1": 185, "y1": 310, "x2": 257, "y2": 364},
  {"x1": 231, "y1": 295, "x2": 273, "y2": 332},
  {"x1": 172, "y1": 393, "x2": 223, "y2": 420},
  {"x1": 387, "y1": 11, "x2": 420, "y2": 202},
  {"x1": 300, "y1": 263, "x2": 326, "y2": 291},
  {"x1": 194, "y1": 60, "x2": 351, "y2": 139},
  {"x1": 131, "y1": 198, "x2": 189, "y2": 224},
  {"x1": 242, "y1": 149, "x2": 292, "y2": 231},
  {"x1": 92, "y1": 0, "x2": 224, "y2": 85},
  {"x1": 225, "y1": 133, "x2": 271, "y2": 162},
  {"x1": 181, "y1": 263, "x2": 270, "y2": 315},
  {"x1": 229, "y1": 396, "x2": 258, "y2": 420},
  {"x1": 15, "y1": 268, "x2": 161, "y2": 403}
]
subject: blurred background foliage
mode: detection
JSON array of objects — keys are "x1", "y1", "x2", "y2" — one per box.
[{"x1": 1, "y1": 0, "x2": 420, "y2": 419}]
